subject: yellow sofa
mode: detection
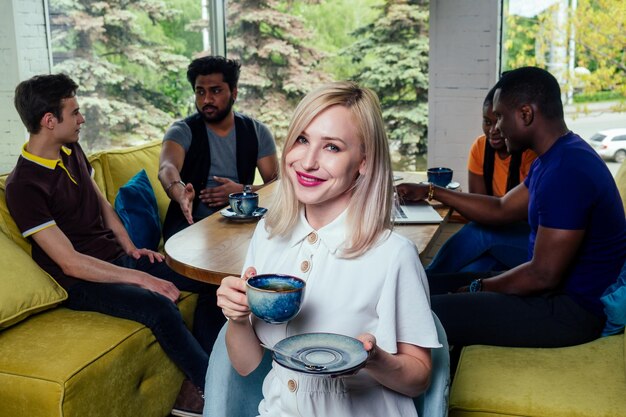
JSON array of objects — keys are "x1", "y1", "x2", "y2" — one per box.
[
  {"x1": 0, "y1": 140, "x2": 195, "y2": 417},
  {"x1": 449, "y1": 160, "x2": 626, "y2": 417}
]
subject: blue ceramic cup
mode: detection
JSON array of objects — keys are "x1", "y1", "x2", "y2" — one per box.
[
  {"x1": 246, "y1": 274, "x2": 306, "y2": 324},
  {"x1": 427, "y1": 167, "x2": 453, "y2": 187},
  {"x1": 229, "y1": 191, "x2": 259, "y2": 216}
]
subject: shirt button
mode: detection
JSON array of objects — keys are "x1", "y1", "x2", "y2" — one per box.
[
  {"x1": 300, "y1": 260, "x2": 310, "y2": 273},
  {"x1": 307, "y1": 232, "x2": 318, "y2": 244},
  {"x1": 288, "y1": 379, "x2": 297, "y2": 392}
]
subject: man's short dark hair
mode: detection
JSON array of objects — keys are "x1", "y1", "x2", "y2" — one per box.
[
  {"x1": 14, "y1": 73, "x2": 78, "y2": 134},
  {"x1": 186, "y1": 56, "x2": 241, "y2": 92},
  {"x1": 495, "y1": 66, "x2": 564, "y2": 120}
]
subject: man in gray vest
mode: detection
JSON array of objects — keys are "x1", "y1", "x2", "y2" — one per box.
[{"x1": 159, "y1": 56, "x2": 278, "y2": 241}]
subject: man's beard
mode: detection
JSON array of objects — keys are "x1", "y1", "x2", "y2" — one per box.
[
  {"x1": 505, "y1": 138, "x2": 530, "y2": 153},
  {"x1": 198, "y1": 96, "x2": 235, "y2": 124}
]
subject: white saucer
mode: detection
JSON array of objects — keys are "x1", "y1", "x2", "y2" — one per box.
[{"x1": 220, "y1": 207, "x2": 267, "y2": 221}]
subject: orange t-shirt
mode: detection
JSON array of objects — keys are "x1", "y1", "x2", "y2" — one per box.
[{"x1": 467, "y1": 135, "x2": 537, "y2": 197}]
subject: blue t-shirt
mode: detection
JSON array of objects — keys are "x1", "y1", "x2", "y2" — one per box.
[{"x1": 524, "y1": 132, "x2": 626, "y2": 316}]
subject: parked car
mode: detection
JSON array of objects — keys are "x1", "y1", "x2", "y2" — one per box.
[{"x1": 589, "y1": 128, "x2": 626, "y2": 163}]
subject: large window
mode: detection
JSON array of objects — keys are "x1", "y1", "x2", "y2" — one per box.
[
  {"x1": 49, "y1": 0, "x2": 431, "y2": 170},
  {"x1": 225, "y1": 0, "x2": 430, "y2": 170},
  {"x1": 49, "y1": 0, "x2": 205, "y2": 152},
  {"x1": 502, "y1": 0, "x2": 625, "y2": 174}
]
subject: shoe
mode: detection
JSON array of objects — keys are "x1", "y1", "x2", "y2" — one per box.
[{"x1": 171, "y1": 379, "x2": 204, "y2": 417}]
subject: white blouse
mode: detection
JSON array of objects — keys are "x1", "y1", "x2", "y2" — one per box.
[{"x1": 245, "y1": 210, "x2": 441, "y2": 417}]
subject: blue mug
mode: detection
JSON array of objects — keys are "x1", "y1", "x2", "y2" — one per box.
[
  {"x1": 427, "y1": 167, "x2": 453, "y2": 187},
  {"x1": 246, "y1": 274, "x2": 306, "y2": 324},
  {"x1": 229, "y1": 191, "x2": 259, "y2": 216}
]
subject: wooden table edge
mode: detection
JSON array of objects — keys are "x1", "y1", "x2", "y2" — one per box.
[
  {"x1": 164, "y1": 177, "x2": 452, "y2": 285},
  {"x1": 166, "y1": 251, "x2": 229, "y2": 286}
]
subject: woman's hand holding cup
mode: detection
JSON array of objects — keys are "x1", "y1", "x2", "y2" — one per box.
[{"x1": 217, "y1": 267, "x2": 256, "y2": 323}]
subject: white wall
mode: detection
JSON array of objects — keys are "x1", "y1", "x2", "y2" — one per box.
[
  {"x1": 428, "y1": 0, "x2": 500, "y2": 189},
  {"x1": 0, "y1": 0, "x2": 51, "y2": 173}
]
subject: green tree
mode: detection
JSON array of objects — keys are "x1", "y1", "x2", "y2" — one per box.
[
  {"x1": 502, "y1": 11, "x2": 555, "y2": 69},
  {"x1": 503, "y1": 0, "x2": 625, "y2": 109},
  {"x1": 574, "y1": 0, "x2": 626, "y2": 108},
  {"x1": 226, "y1": 0, "x2": 332, "y2": 145},
  {"x1": 288, "y1": 0, "x2": 385, "y2": 80},
  {"x1": 346, "y1": 0, "x2": 430, "y2": 171},
  {"x1": 50, "y1": 0, "x2": 191, "y2": 151}
]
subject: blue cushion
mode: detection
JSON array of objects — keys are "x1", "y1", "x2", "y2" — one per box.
[
  {"x1": 600, "y1": 260, "x2": 626, "y2": 336},
  {"x1": 114, "y1": 169, "x2": 161, "y2": 251}
]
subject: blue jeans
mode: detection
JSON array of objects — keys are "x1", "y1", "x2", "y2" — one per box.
[
  {"x1": 65, "y1": 255, "x2": 224, "y2": 390},
  {"x1": 426, "y1": 221, "x2": 530, "y2": 274}
]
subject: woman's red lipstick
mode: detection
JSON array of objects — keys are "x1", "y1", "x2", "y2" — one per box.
[{"x1": 296, "y1": 171, "x2": 325, "y2": 187}]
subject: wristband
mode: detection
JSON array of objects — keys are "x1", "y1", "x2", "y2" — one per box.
[{"x1": 165, "y1": 180, "x2": 185, "y2": 198}]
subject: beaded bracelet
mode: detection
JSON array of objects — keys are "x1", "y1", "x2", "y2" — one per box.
[{"x1": 427, "y1": 182, "x2": 435, "y2": 201}]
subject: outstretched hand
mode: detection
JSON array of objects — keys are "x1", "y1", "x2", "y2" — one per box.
[{"x1": 171, "y1": 182, "x2": 195, "y2": 225}]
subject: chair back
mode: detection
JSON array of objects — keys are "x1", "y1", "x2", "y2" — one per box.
[
  {"x1": 414, "y1": 312, "x2": 450, "y2": 417},
  {"x1": 204, "y1": 312, "x2": 450, "y2": 417},
  {"x1": 203, "y1": 324, "x2": 272, "y2": 417}
]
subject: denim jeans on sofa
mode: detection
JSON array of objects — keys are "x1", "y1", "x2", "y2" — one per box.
[{"x1": 426, "y1": 221, "x2": 530, "y2": 274}]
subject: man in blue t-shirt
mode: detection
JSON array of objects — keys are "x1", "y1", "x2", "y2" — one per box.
[
  {"x1": 397, "y1": 67, "x2": 626, "y2": 357},
  {"x1": 158, "y1": 56, "x2": 278, "y2": 241}
]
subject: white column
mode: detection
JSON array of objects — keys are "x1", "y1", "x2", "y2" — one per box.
[
  {"x1": 0, "y1": 0, "x2": 51, "y2": 173},
  {"x1": 208, "y1": 0, "x2": 226, "y2": 57},
  {"x1": 428, "y1": 0, "x2": 501, "y2": 190}
]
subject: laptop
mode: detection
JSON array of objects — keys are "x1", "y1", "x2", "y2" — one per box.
[{"x1": 393, "y1": 201, "x2": 443, "y2": 224}]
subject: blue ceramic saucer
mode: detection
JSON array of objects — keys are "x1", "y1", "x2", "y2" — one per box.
[
  {"x1": 220, "y1": 207, "x2": 267, "y2": 221},
  {"x1": 272, "y1": 333, "x2": 368, "y2": 376}
]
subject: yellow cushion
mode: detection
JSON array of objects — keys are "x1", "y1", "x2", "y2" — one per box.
[
  {"x1": 89, "y1": 140, "x2": 169, "y2": 223},
  {"x1": 449, "y1": 335, "x2": 626, "y2": 417},
  {"x1": 0, "y1": 231, "x2": 66, "y2": 330},
  {"x1": 0, "y1": 175, "x2": 31, "y2": 254},
  {"x1": 615, "y1": 159, "x2": 626, "y2": 212},
  {"x1": 0, "y1": 292, "x2": 197, "y2": 417}
]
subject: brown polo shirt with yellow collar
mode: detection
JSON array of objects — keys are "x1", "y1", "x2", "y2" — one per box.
[{"x1": 5, "y1": 142, "x2": 124, "y2": 289}]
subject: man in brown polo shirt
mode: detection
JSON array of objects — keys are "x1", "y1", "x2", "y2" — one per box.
[{"x1": 6, "y1": 73, "x2": 214, "y2": 417}]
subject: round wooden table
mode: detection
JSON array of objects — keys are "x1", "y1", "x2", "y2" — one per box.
[{"x1": 165, "y1": 174, "x2": 451, "y2": 285}]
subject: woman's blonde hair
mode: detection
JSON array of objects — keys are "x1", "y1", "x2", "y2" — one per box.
[{"x1": 264, "y1": 81, "x2": 393, "y2": 258}]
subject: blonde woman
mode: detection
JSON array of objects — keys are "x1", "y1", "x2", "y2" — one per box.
[{"x1": 216, "y1": 81, "x2": 441, "y2": 416}]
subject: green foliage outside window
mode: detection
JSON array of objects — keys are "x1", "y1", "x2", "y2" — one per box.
[
  {"x1": 502, "y1": 0, "x2": 625, "y2": 111},
  {"x1": 50, "y1": 0, "x2": 432, "y2": 170},
  {"x1": 50, "y1": 0, "x2": 192, "y2": 152},
  {"x1": 228, "y1": 0, "x2": 430, "y2": 170},
  {"x1": 50, "y1": 0, "x2": 624, "y2": 167},
  {"x1": 345, "y1": 0, "x2": 429, "y2": 170}
]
